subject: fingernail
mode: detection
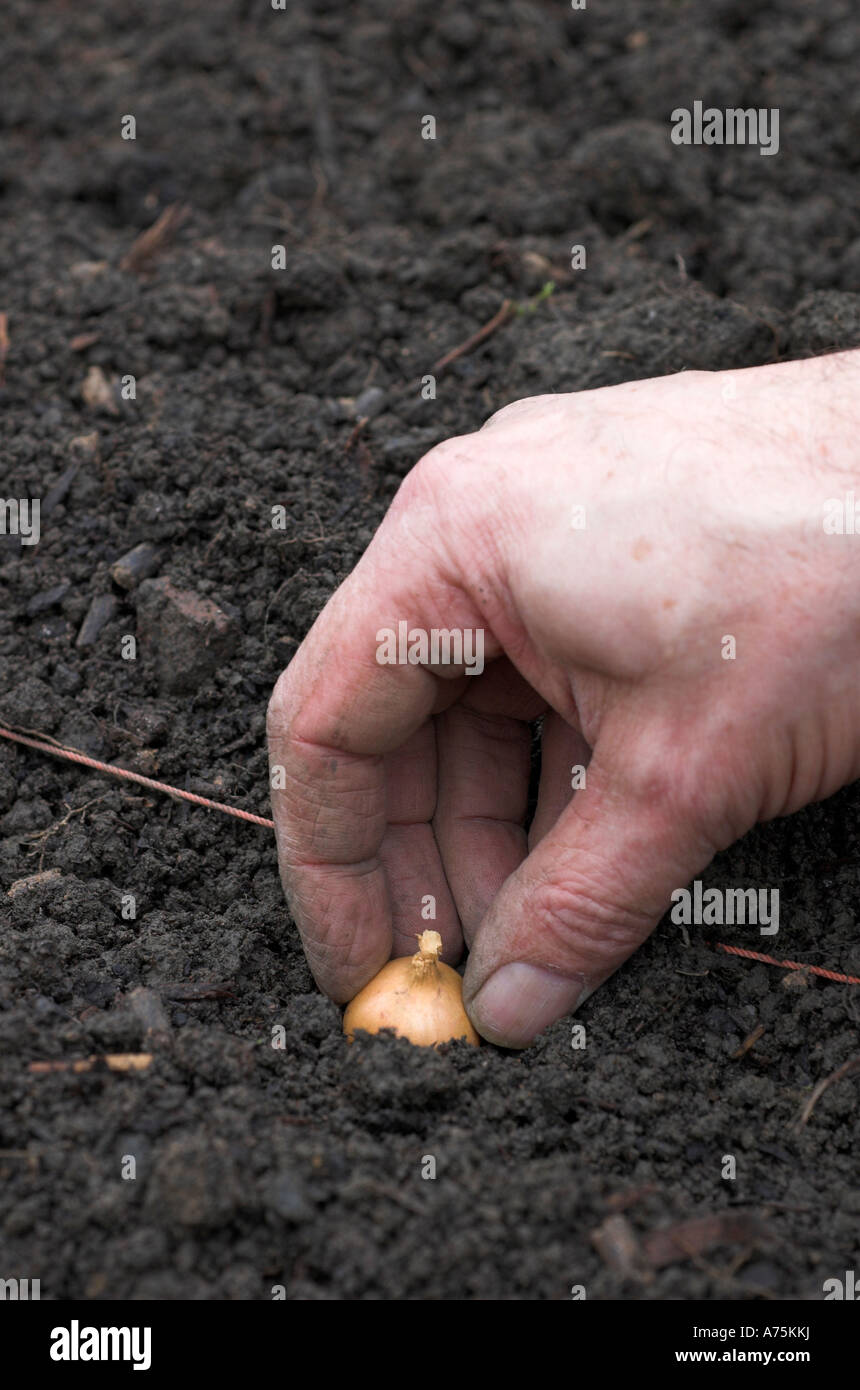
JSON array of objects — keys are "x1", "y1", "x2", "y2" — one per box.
[{"x1": 469, "y1": 964, "x2": 586, "y2": 1048}]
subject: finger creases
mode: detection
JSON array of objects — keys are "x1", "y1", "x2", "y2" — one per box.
[{"x1": 267, "y1": 549, "x2": 500, "y2": 1002}]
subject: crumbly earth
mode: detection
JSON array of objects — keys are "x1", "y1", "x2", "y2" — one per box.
[{"x1": 1, "y1": 0, "x2": 859, "y2": 1300}]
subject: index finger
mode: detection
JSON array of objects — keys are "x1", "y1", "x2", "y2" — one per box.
[{"x1": 266, "y1": 479, "x2": 498, "y2": 1002}]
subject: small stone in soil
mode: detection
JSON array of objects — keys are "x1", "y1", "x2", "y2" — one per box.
[
  {"x1": 76, "y1": 593, "x2": 118, "y2": 648},
  {"x1": 135, "y1": 577, "x2": 239, "y2": 695},
  {"x1": 26, "y1": 581, "x2": 71, "y2": 616},
  {"x1": 110, "y1": 542, "x2": 161, "y2": 591}
]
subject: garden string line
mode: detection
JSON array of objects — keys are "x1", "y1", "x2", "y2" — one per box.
[
  {"x1": 2, "y1": 722, "x2": 859, "y2": 987},
  {"x1": 0, "y1": 724, "x2": 274, "y2": 829}
]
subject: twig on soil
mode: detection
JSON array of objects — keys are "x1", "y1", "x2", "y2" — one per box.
[
  {"x1": 430, "y1": 284, "x2": 556, "y2": 379},
  {"x1": 793, "y1": 1055, "x2": 860, "y2": 1132},
  {"x1": 620, "y1": 218, "x2": 654, "y2": 242},
  {"x1": 342, "y1": 414, "x2": 377, "y2": 485},
  {"x1": 343, "y1": 415, "x2": 370, "y2": 454},
  {"x1": 120, "y1": 203, "x2": 190, "y2": 273},
  {"x1": 218, "y1": 729, "x2": 260, "y2": 756},
  {"x1": 202, "y1": 525, "x2": 227, "y2": 565},
  {"x1": 29, "y1": 1053, "x2": 153, "y2": 1075},
  {"x1": 1, "y1": 722, "x2": 68, "y2": 747},
  {"x1": 271, "y1": 507, "x2": 350, "y2": 555},
  {"x1": 593, "y1": 1208, "x2": 771, "y2": 1284},
  {"x1": 732, "y1": 1024, "x2": 765, "y2": 1059},
  {"x1": 24, "y1": 795, "x2": 111, "y2": 870},
  {"x1": 432, "y1": 298, "x2": 516, "y2": 375},
  {"x1": 70, "y1": 331, "x2": 101, "y2": 352},
  {"x1": 640, "y1": 1210, "x2": 771, "y2": 1271}
]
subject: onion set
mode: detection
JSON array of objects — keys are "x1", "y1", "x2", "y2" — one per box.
[{"x1": 343, "y1": 931, "x2": 480, "y2": 1047}]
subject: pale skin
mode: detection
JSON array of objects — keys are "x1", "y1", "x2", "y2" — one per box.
[{"x1": 267, "y1": 353, "x2": 860, "y2": 1047}]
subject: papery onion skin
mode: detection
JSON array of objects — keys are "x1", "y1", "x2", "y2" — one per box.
[{"x1": 343, "y1": 930, "x2": 480, "y2": 1047}]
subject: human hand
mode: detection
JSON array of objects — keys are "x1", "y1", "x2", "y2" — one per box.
[{"x1": 268, "y1": 355, "x2": 860, "y2": 1046}]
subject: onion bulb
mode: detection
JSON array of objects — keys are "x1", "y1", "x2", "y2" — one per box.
[{"x1": 343, "y1": 931, "x2": 480, "y2": 1047}]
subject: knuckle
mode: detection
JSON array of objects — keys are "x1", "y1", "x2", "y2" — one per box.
[
  {"x1": 624, "y1": 750, "x2": 680, "y2": 815},
  {"x1": 480, "y1": 393, "x2": 557, "y2": 431},
  {"x1": 611, "y1": 722, "x2": 695, "y2": 821},
  {"x1": 403, "y1": 433, "x2": 481, "y2": 500},
  {"x1": 386, "y1": 434, "x2": 486, "y2": 559},
  {"x1": 617, "y1": 723, "x2": 735, "y2": 851}
]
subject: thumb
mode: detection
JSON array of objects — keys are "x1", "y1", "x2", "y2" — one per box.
[{"x1": 462, "y1": 749, "x2": 716, "y2": 1047}]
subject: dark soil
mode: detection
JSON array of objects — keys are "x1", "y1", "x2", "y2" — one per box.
[{"x1": 2, "y1": 0, "x2": 860, "y2": 1301}]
